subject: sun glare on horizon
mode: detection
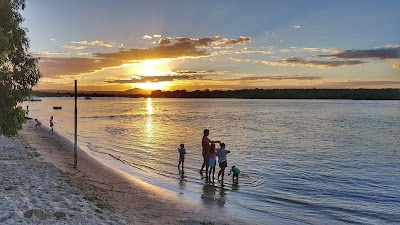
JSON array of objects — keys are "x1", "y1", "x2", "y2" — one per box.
[
  {"x1": 133, "y1": 81, "x2": 171, "y2": 90},
  {"x1": 127, "y1": 59, "x2": 176, "y2": 90},
  {"x1": 134, "y1": 59, "x2": 174, "y2": 76}
]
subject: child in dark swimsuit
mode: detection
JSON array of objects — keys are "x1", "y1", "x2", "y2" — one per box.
[
  {"x1": 50, "y1": 116, "x2": 54, "y2": 131},
  {"x1": 178, "y1": 144, "x2": 186, "y2": 173}
]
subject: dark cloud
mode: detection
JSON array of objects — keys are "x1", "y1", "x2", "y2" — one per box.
[
  {"x1": 106, "y1": 75, "x2": 204, "y2": 83},
  {"x1": 222, "y1": 75, "x2": 322, "y2": 81},
  {"x1": 265, "y1": 57, "x2": 366, "y2": 68},
  {"x1": 175, "y1": 36, "x2": 251, "y2": 46},
  {"x1": 38, "y1": 57, "x2": 123, "y2": 78},
  {"x1": 94, "y1": 36, "x2": 251, "y2": 61},
  {"x1": 159, "y1": 38, "x2": 172, "y2": 45},
  {"x1": 93, "y1": 42, "x2": 209, "y2": 60},
  {"x1": 319, "y1": 47, "x2": 400, "y2": 60},
  {"x1": 224, "y1": 36, "x2": 251, "y2": 45}
]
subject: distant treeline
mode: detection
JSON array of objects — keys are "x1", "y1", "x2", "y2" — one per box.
[
  {"x1": 31, "y1": 91, "x2": 148, "y2": 98},
  {"x1": 32, "y1": 89, "x2": 400, "y2": 100},
  {"x1": 150, "y1": 89, "x2": 400, "y2": 100}
]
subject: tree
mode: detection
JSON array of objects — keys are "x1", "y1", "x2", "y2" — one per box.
[{"x1": 0, "y1": 0, "x2": 41, "y2": 137}]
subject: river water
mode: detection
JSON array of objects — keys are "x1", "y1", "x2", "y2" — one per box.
[{"x1": 23, "y1": 97, "x2": 400, "y2": 224}]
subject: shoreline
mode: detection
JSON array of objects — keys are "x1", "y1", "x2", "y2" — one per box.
[{"x1": 2, "y1": 120, "x2": 263, "y2": 224}]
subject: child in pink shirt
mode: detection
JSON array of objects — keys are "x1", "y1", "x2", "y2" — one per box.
[{"x1": 208, "y1": 143, "x2": 217, "y2": 182}]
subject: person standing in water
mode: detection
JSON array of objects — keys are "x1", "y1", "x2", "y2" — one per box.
[
  {"x1": 178, "y1": 143, "x2": 186, "y2": 173},
  {"x1": 208, "y1": 143, "x2": 217, "y2": 182},
  {"x1": 200, "y1": 129, "x2": 219, "y2": 176},
  {"x1": 217, "y1": 143, "x2": 230, "y2": 183},
  {"x1": 50, "y1": 116, "x2": 54, "y2": 131}
]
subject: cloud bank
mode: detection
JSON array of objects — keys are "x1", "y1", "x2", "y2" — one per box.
[
  {"x1": 258, "y1": 57, "x2": 366, "y2": 68},
  {"x1": 319, "y1": 46, "x2": 400, "y2": 60},
  {"x1": 39, "y1": 36, "x2": 251, "y2": 77}
]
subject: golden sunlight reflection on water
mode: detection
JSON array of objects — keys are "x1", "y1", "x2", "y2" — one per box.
[{"x1": 146, "y1": 98, "x2": 153, "y2": 140}]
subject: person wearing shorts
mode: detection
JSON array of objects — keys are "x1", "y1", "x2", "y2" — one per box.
[
  {"x1": 208, "y1": 143, "x2": 217, "y2": 182},
  {"x1": 200, "y1": 129, "x2": 219, "y2": 176},
  {"x1": 217, "y1": 143, "x2": 230, "y2": 183}
]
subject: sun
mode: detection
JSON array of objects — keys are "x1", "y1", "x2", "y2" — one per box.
[
  {"x1": 134, "y1": 81, "x2": 171, "y2": 90},
  {"x1": 127, "y1": 59, "x2": 176, "y2": 90},
  {"x1": 133, "y1": 59, "x2": 173, "y2": 76}
]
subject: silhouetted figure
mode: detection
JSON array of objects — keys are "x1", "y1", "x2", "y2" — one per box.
[
  {"x1": 50, "y1": 116, "x2": 54, "y2": 131},
  {"x1": 178, "y1": 143, "x2": 186, "y2": 173},
  {"x1": 200, "y1": 129, "x2": 219, "y2": 177}
]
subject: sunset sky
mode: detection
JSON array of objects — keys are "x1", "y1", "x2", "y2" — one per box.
[{"x1": 22, "y1": 0, "x2": 400, "y2": 91}]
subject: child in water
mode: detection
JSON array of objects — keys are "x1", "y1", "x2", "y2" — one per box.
[
  {"x1": 208, "y1": 143, "x2": 217, "y2": 181},
  {"x1": 217, "y1": 143, "x2": 230, "y2": 183},
  {"x1": 178, "y1": 144, "x2": 186, "y2": 172},
  {"x1": 228, "y1": 166, "x2": 240, "y2": 183}
]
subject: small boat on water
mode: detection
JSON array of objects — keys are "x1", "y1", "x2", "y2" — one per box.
[
  {"x1": 53, "y1": 106, "x2": 62, "y2": 110},
  {"x1": 85, "y1": 96, "x2": 92, "y2": 99},
  {"x1": 29, "y1": 96, "x2": 42, "y2": 101}
]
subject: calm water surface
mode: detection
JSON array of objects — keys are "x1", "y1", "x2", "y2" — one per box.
[{"x1": 24, "y1": 98, "x2": 400, "y2": 224}]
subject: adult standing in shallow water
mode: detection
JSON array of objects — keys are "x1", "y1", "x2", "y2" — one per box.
[{"x1": 200, "y1": 129, "x2": 219, "y2": 177}]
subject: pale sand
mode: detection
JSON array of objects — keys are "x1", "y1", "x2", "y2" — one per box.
[{"x1": 0, "y1": 120, "x2": 258, "y2": 224}]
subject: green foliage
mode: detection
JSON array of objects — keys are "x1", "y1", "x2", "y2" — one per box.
[{"x1": 0, "y1": 0, "x2": 41, "y2": 137}]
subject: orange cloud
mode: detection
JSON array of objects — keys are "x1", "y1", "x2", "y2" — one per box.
[
  {"x1": 392, "y1": 62, "x2": 400, "y2": 70},
  {"x1": 38, "y1": 57, "x2": 123, "y2": 78},
  {"x1": 39, "y1": 36, "x2": 252, "y2": 78}
]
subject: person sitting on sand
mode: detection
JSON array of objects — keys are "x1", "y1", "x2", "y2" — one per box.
[
  {"x1": 217, "y1": 143, "x2": 230, "y2": 183},
  {"x1": 50, "y1": 116, "x2": 54, "y2": 131},
  {"x1": 178, "y1": 143, "x2": 186, "y2": 172},
  {"x1": 228, "y1": 166, "x2": 240, "y2": 183},
  {"x1": 34, "y1": 119, "x2": 42, "y2": 129}
]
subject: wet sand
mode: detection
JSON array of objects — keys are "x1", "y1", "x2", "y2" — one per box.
[{"x1": 0, "y1": 120, "x2": 259, "y2": 224}]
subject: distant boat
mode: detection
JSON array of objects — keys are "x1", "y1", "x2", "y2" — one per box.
[
  {"x1": 53, "y1": 106, "x2": 62, "y2": 110},
  {"x1": 29, "y1": 96, "x2": 42, "y2": 101},
  {"x1": 85, "y1": 96, "x2": 92, "y2": 99}
]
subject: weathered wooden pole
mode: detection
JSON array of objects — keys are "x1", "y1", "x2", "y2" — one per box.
[{"x1": 74, "y1": 80, "x2": 78, "y2": 168}]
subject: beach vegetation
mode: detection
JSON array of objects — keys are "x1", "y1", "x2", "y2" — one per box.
[{"x1": 0, "y1": 0, "x2": 41, "y2": 137}]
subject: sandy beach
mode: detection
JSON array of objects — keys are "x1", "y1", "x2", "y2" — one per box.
[{"x1": 0, "y1": 119, "x2": 260, "y2": 225}]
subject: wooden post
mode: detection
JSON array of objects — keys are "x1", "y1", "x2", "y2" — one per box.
[{"x1": 74, "y1": 80, "x2": 78, "y2": 168}]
